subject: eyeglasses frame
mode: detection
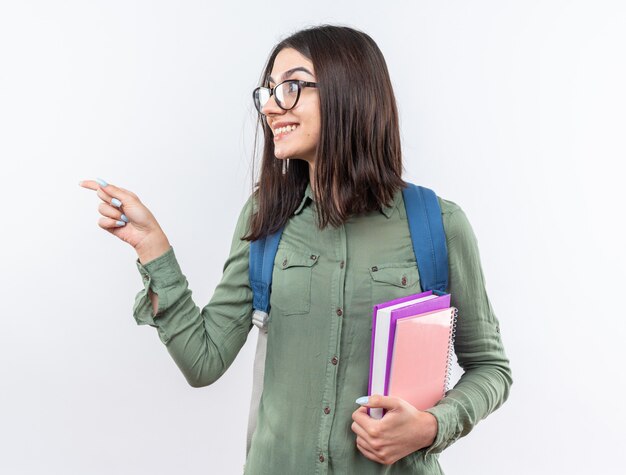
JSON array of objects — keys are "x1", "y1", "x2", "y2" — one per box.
[{"x1": 253, "y1": 79, "x2": 318, "y2": 114}]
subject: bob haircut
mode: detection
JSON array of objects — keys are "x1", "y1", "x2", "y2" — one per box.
[{"x1": 244, "y1": 25, "x2": 406, "y2": 241}]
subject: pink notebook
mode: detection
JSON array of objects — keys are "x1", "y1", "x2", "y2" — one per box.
[
  {"x1": 387, "y1": 307, "x2": 458, "y2": 412},
  {"x1": 368, "y1": 291, "x2": 453, "y2": 418}
]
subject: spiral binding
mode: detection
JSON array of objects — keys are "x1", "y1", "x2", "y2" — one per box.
[{"x1": 443, "y1": 307, "x2": 459, "y2": 397}]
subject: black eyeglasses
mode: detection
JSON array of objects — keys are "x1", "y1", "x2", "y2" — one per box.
[{"x1": 252, "y1": 79, "x2": 318, "y2": 114}]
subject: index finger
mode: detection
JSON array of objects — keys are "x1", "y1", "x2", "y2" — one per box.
[
  {"x1": 78, "y1": 179, "x2": 100, "y2": 191},
  {"x1": 79, "y1": 179, "x2": 135, "y2": 204}
]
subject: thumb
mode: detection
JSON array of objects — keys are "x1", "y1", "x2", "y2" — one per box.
[{"x1": 355, "y1": 394, "x2": 400, "y2": 410}]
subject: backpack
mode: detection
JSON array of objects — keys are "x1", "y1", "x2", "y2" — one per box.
[{"x1": 246, "y1": 183, "x2": 448, "y2": 455}]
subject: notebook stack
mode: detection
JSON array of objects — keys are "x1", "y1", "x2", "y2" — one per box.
[{"x1": 367, "y1": 290, "x2": 458, "y2": 419}]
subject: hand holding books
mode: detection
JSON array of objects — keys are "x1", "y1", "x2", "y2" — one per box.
[
  {"x1": 350, "y1": 290, "x2": 455, "y2": 463},
  {"x1": 350, "y1": 394, "x2": 438, "y2": 465}
]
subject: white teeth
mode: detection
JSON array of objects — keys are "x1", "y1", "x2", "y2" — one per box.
[{"x1": 275, "y1": 124, "x2": 298, "y2": 135}]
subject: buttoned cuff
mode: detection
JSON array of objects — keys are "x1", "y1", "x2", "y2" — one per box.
[
  {"x1": 422, "y1": 401, "x2": 462, "y2": 455},
  {"x1": 132, "y1": 246, "x2": 183, "y2": 326}
]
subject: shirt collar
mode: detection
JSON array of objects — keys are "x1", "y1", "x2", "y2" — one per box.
[
  {"x1": 293, "y1": 182, "x2": 403, "y2": 218},
  {"x1": 381, "y1": 188, "x2": 405, "y2": 219},
  {"x1": 293, "y1": 182, "x2": 315, "y2": 215}
]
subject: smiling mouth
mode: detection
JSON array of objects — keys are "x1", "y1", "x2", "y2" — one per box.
[{"x1": 273, "y1": 124, "x2": 299, "y2": 140}]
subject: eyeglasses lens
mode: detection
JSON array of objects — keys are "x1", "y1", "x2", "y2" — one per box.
[
  {"x1": 254, "y1": 88, "x2": 270, "y2": 113},
  {"x1": 275, "y1": 81, "x2": 299, "y2": 110}
]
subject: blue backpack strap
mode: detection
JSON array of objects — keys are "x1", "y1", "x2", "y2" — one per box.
[
  {"x1": 249, "y1": 227, "x2": 284, "y2": 329},
  {"x1": 402, "y1": 184, "x2": 449, "y2": 292},
  {"x1": 247, "y1": 226, "x2": 283, "y2": 455}
]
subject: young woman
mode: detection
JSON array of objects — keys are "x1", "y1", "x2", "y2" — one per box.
[{"x1": 80, "y1": 25, "x2": 512, "y2": 474}]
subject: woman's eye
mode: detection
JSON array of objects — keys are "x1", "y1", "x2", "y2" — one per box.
[{"x1": 287, "y1": 82, "x2": 298, "y2": 94}]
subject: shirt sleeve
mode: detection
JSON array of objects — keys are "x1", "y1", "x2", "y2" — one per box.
[
  {"x1": 422, "y1": 202, "x2": 513, "y2": 455},
  {"x1": 131, "y1": 195, "x2": 255, "y2": 387}
]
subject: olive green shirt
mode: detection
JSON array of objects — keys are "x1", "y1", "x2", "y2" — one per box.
[{"x1": 132, "y1": 183, "x2": 512, "y2": 474}]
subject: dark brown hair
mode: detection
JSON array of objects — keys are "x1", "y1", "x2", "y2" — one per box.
[{"x1": 244, "y1": 25, "x2": 406, "y2": 241}]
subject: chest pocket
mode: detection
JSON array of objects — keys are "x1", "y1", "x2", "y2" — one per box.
[
  {"x1": 271, "y1": 248, "x2": 320, "y2": 316},
  {"x1": 369, "y1": 262, "x2": 422, "y2": 309}
]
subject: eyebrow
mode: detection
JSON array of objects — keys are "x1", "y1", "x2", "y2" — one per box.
[{"x1": 268, "y1": 66, "x2": 314, "y2": 84}]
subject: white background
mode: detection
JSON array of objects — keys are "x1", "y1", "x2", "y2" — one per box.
[{"x1": 1, "y1": 1, "x2": 624, "y2": 474}]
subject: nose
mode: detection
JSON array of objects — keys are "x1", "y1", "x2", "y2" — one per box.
[{"x1": 261, "y1": 93, "x2": 284, "y2": 117}]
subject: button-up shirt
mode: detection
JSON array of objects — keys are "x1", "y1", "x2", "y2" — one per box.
[{"x1": 133, "y1": 183, "x2": 513, "y2": 474}]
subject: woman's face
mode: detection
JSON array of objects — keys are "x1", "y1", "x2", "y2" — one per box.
[{"x1": 263, "y1": 48, "x2": 320, "y2": 167}]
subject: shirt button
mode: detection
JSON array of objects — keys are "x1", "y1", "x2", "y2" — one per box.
[
  {"x1": 340, "y1": 260, "x2": 345, "y2": 269},
  {"x1": 310, "y1": 254, "x2": 317, "y2": 260},
  {"x1": 331, "y1": 356, "x2": 338, "y2": 365},
  {"x1": 323, "y1": 406, "x2": 331, "y2": 414},
  {"x1": 401, "y1": 276, "x2": 407, "y2": 286},
  {"x1": 282, "y1": 259, "x2": 288, "y2": 267},
  {"x1": 143, "y1": 275, "x2": 149, "y2": 281},
  {"x1": 336, "y1": 308, "x2": 343, "y2": 317},
  {"x1": 319, "y1": 454, "x2": 325, "y2": 463}
]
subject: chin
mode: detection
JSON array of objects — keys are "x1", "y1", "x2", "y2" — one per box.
[{"x1": 273, "y1": 148, "x2": 293, "y2": 160}]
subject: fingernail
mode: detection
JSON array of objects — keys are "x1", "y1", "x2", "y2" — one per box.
[
  {"x1": 95, "y1": 177, "x2": 108, "y2": 187},
  {"x1": 355, "y1": 396, "x2": 369, "y2": 405},
  {"x1": 115, "y1": 220, "x2": 126, "y2": 227},
  {"x1": 111, "y1": 198, "x2": 122, "y2": 208},
  {"x1": 120, "y1": 214, "x2": 129, "y2": 223}
]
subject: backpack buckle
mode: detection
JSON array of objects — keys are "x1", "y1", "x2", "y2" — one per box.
[{"x1": 252, "y1": 309, "x2": 269, "y2": 331}]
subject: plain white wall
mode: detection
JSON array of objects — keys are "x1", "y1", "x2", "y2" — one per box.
[{"x1": 1, "y1": 1, "x2": 624, "y2": 474}]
